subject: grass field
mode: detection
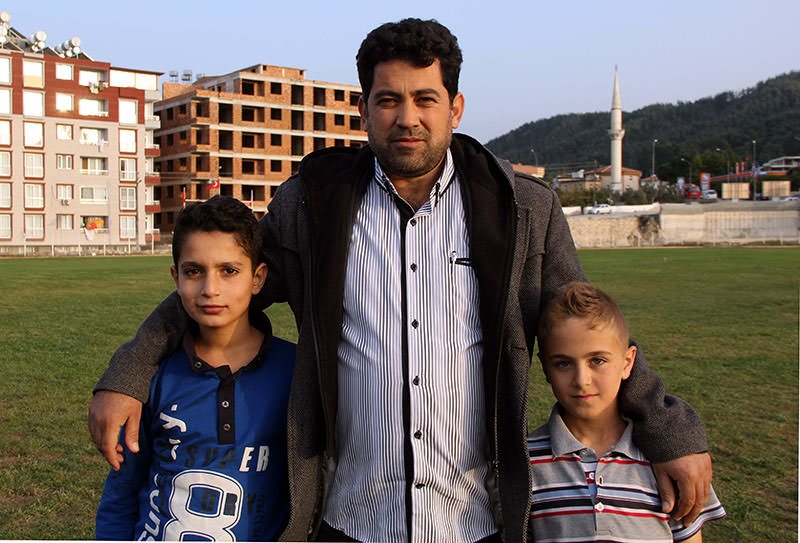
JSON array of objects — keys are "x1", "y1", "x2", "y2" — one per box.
[{"x1": 0, "y1": 247, "x2": 796, "y2": 540}]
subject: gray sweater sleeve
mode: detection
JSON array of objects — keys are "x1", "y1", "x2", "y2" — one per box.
[{"x1": 93, "y1": 291, "x2": 187, "y2": 403}]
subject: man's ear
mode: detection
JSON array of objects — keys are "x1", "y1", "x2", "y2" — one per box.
[
  {"x1": 358, "y1": 95, "x2": 368, "y2": 129},
  {"x1": 621, "y1": 344, "x2": 637, "y2": 380},
  {"x1": 251, "y1": 263, "x2": 267, "y2": 294},
  {"x1": 450, "y1": 92, "x2": 465, "y2": 129},
  {"x1": 170, "y1": 265, "x2": 179, "y2": 288}
]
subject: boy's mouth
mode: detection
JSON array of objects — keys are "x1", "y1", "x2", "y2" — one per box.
[{"x1": 199, "y1": 304, "x2": 225, "y2": 314}]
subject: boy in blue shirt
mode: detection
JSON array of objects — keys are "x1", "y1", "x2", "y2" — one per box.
[
  {"x1": 96, "y1": 196, "x2": 295, "y2": 541},
  {"x1": 528, "y1": 282, "x2": 724, "y2": 542}
]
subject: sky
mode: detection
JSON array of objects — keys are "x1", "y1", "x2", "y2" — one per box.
[{"x1": 3, "y1": 0, "x2": 798, "y2": 143}]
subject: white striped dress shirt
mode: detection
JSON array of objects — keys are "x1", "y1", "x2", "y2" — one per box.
[{"x1": 323, "y1": 150, "x2": 497, "y2": 542}]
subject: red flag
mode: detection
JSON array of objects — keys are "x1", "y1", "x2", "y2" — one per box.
[
  {"x1": 207, "y1": 178, "x2": 220, "y2": 189},
  {"x1": 182, "y1": 187, "x2": 186, "y2": 208}
]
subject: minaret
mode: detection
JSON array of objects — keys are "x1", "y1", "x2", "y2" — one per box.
[{"x1": 608, "y1": 67, "x2": 625, "y2": 193}]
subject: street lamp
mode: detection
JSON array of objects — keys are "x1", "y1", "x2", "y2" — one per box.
[
  {"x1": 529, "y1": 146, "x2": 538, "y2": 166},
  {"x1": 680, "y1": 157, "x2": 692, "y2": 186},
  {"x1": 652, "y1": 139, "x2": 658, "y2": 179},
  {"x1": 752, "y1": 139, "x2": 757, "y2": 200}
]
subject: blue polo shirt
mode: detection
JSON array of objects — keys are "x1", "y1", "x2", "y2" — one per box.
[
  {"x1": 528, "y1": 406, "x2": 725, "y2": 542},
  {"x1": 96, "y1": 313, "x2": 295, "y2": 541}
]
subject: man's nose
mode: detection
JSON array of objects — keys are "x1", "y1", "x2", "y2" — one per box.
[{"x1": 396, "y1": 101, "x2": 420, "y2": 128}]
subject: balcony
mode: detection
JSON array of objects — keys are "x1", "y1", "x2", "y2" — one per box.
[
  {"x1": 144, "y1": 172, "x2": 161, "y2": 185},
  {"x1": 145, "y1": 200, "x2": 161, "y2": 213},
  {"x1": 80, "y1": 168, "x2": 109, "y2": 176},
  {"x1": 145, "y1": 115, "x2": 161, "y2": 130},
  {"x1": 145, "y1": 229, "x2": 161, "y2": 242},
  {"x1": 145, "y1": 143, "x2": 160, "y2": 157}
]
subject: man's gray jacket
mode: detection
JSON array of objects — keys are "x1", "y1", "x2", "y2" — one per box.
[{"x1": 97, "y1": 134, "x2": 707, "y2": 542}]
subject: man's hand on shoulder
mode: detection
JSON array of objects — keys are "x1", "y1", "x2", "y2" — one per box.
[
  {"x1": 653, "y1": 452, "x2": 712, "y2": 525},
  {"x1": 88, "y1": 390, "x2": 143, "y2": 471}
]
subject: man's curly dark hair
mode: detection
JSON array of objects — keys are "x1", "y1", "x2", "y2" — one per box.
[{"x1": 356, "y1": 18, "x2": 462, "y2": 101}]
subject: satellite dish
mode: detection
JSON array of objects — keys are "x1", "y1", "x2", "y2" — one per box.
[
  {"x1": 34, "y1": 30, "x2": 46, "y2": 41},
  {"x1": 70, "y1": 36, "x2": 80, "y2": 47},
  {"x1": 0, "y1": 12, "x2": 10, "y2": 24}
]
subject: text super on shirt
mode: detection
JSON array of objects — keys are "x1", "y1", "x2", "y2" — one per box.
[{"x1": 95, "y1": 313, "x2": 295, "y2": 541}]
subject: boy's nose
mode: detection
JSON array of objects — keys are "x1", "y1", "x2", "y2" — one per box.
[
  {"x1": 573, "y1": 364, "x2": 592, "y2": 387},
  {"x1": 201, "y1": 275, "x2": 220, "y2": 296}
]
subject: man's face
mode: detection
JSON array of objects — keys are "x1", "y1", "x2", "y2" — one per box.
[{"x1": 359, "y1": 59, "x2": 464, "y2": 182}]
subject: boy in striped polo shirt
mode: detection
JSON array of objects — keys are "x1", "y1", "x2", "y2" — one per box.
[{"x1": 528, "y1": 282, "x2": 724, "y2": 542}]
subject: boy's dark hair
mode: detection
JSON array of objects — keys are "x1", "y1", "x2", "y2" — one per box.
[
  {"x1": 172, "y1": 195, "x2": 262, "y2": 269},
  {"x1": 538, "y1": 282, "x2": 629, "y2": 348},
  {"x1": 356, "y1": 18, "x2": 462, "y2": 101}
]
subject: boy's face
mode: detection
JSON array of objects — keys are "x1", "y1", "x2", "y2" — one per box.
[
  {"x1": 171, "y1": 231, "x2": 266, "y2": 333},
  {"x1": 539, "y1": 317, "x2": 636, "y2": 427}
]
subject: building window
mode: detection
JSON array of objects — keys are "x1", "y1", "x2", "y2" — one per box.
[
  {"x1": 80, "y1": 157, "x2": 108, "y2": 175},
  {"x1": 57, "y1": 214, "x2": 73, "y2": 230},
  {"x1": 0, "y1": 182, "x2": 9, "y2": 206},
  {"x1": 350, "y1": 92, "x2": 361, "y2": 106},
  {"x1": 78, "y1": 69, "x2": 102, "y2": 86},
  {"x1": 24, "y1": 122, "x2": 44, "y2": 147},
  {"x1": 57, "y1": 154, "x2": 73, "y2": 170},
  {"x1": 313, "y1": 87, "x2": 325, "y2": 106},
  {"x1": 57, "y1": 184, "x2": 73, "y2": 201},
  {"x1": 0, "y1": 56, "x2": 10, "y2": 84},
  {"x1": 271, "y1": 133, "x2": 281, "y2": 146},
  {"x1": 25, "y1": 214, "x2": 44, "y2": 239},
  {"x1": 0, "y1": 213, "x2": 9, "y2": 238},
  {"x1": 110, "y1": 69, "x2": 136, "y2": 88},
  {"x1": 79, "y1": 127, "x2": 106, "y2": 145},
  {"x1": 23, "y1": 60, "x2": 44, "y2": 88},
  {"x1": 334, "y1": 89, "x2": 344, "y2": 101},
  {"x1": 119, "y1": 99, "x2": 138, "y2": 124},
  {"x1": 120, "y1": 215, "x2": 136, "y2": 238},
  {"x1": 0, "y1": 119, "x2": 9, "y2": 145},
  {"x1": 25, "y1": 183, "x2": 44, "y2": 208},
  {"x1": 120, "y1": 129, "x2": 137, "y2": 153},
  {"x1": 270, "y1": 160, "x2": 282, "y2": 172},
  {"x1": 350, "y1": 116, "x2": 362, "y2": 130},
  {"x1": 313, "y1": 112, "x2": 325, "y2": 130},
  {"x1": 56, "y1": 63, "x2": 73, "y2": 80},
  {"x1": 57, "y1": 124, "x2": 73, "y2": 140},
  {"x1": 24, "y1": 153, "x2": 44, "y2": 178},
  {"x1": 79, "y1": 98, "x2": 107, "y2": 117},
  {"x1": 55, "y1": 93, "x2": 74, "y2": 112},
  {"x1": 23, "y1": 91, "x2": 44, "y2": 116},
  {"x1": 335, "y1": 114, "x2": 344, "y2": 126},
  {"x1": 270, "y1": 108, "x2": 282, "y2": 120},
  {"x1": 270, "y1": 82, "x2": 281, "y2": 94},
  {"x1": 120, "y1": 187, "x2": 136, "y2": 210},
  {"x1": 0, "y1": 88, "x2": 10, "y2": 114},
  {"x1": 0, "y1": 151, "x2": 9, "y2": 176},
  {"x1": 120, "y1": 158, "x2": 136, "y2": 181},
  {"x1": 82, "y1": 215, "x2": 106, "y2": 231},
  {"x1": 80, "y1": 186, "x2": 108, "y2": 203}
]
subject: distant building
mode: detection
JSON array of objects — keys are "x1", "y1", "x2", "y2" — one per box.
[
  {"x1": 511, "y1": 162, "x2": 545, "y2": 178},
  {"x1": 584, "y1": 165, "x2": 642, "y2": 192},
  {"x1": 555, "y1": 172, "x2": 601, "y2": 192},
  {"x1": 154, "y1": 64, "x2": 367, "y2": 232},
  {"x1": 760, "y1": 156, "x2": 800, "y2": 174},
  {"x1": 0, "y1": 11, "x2": 161, "y2": 254}
]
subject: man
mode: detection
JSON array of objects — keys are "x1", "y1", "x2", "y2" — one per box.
[{"x1": 90, "y1": 19, "x2": 712, "y2": 542}]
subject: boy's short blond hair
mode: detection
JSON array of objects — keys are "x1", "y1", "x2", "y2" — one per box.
[{"x1": 538, "y1": 282, "x2": 629, "y2": 349}]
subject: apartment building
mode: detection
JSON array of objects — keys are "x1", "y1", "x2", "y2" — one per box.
[
  {"x1": 0, "y1": 12, "x2": 161, "y2": 255},
  {"x1": 154, "y1": 64, "x2": 367, "y2": 231}
]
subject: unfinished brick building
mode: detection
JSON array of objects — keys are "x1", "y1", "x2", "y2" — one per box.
[{"x1": 154, "y1": 64, "x2": 367, "y2": 231}]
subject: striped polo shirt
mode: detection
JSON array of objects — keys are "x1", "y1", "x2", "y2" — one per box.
[
  {"x1": 323, "y1": 150, "x2": 496, "y2": 542},
  {"x1": 528, "y1": 407, "x2": 725, "y2": 542}
]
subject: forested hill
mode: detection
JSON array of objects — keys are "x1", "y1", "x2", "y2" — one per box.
[{"x1": 485, "y1": 71, "x2": 800, "y2": 179}]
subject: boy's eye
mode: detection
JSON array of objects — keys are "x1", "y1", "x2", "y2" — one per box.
[
  {"x1": 183, "y1": 268, "x2": 200, "y2": 277},
  {"x1": 554, "y1": 360, "x2": 571, "y2": 369},
  {"x1": 223, "y1": 267, "x2": 239, "y2": 275}
]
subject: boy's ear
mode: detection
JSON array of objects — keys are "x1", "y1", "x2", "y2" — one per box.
[
  {"x1": 170, "y1": 265, "x2": 179, "y2": 287},
  {"x1": 621, "y1": 344, "x2": 637, "y2": 380},
  {"x1": 251, "y1": 263, "x2": 267, "y2": 294}
]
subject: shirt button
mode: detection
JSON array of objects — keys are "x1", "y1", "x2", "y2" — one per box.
[
  {"x1": 193, "y1": 361, "x2": 202, "y2": 369},
  {"x1": 411, "y1": 319, "x2": 419, "y2": 329},
  {"x1": 221, "y1": 400, "x2": 230, "y2": 408},
  {"x1": 410, "y1": 218, "x2": 417, "y2": 226},
  {"x1": 223, "y1": 423, "x2": 231, "y2": 432},
  {"x1": 595, "y1": 502, "x2": 605, "y2": 512},
  {"x1": 597, "y1": 475, "x2": 604, "y2": 485},
  {"x1": 410, "y1": 263, "x2": 417, "y2": 272},
  {"x1": 414, "y1": 430, "x2": 422, "y2": 439},
  {"x1": 412, "y1": 376, "x2": 420, "y2": 386}
]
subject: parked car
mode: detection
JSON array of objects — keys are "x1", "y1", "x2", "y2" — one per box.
[
  {"x1": 701, "y1": 189, "x2": 718, "y2": 200},
  {"x1": 587, "y1": 204, "x2": 612, "y2": 215},
  {"x1": 781, "y1": 195, "x2": 799, "y2": 201}
]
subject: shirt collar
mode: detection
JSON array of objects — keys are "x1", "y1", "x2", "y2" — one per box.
[
  {"x1": 546, "y1": 405, "x2": 645, "y2": 461},
  {"x1": 183, "y1": 310, "x2": 273, "y2": 377},
  {"x1": 373, "y1": 149, "x2": 456, "y2": 207}
]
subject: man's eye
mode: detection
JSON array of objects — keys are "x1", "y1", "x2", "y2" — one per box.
[{"x1": 591, "y1": 357, "x2": 607, "y2": 365}]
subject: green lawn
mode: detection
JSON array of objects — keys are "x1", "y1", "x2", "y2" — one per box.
[{"x1": 0, "y1": 248, "x2": 797, "y2": 540}]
